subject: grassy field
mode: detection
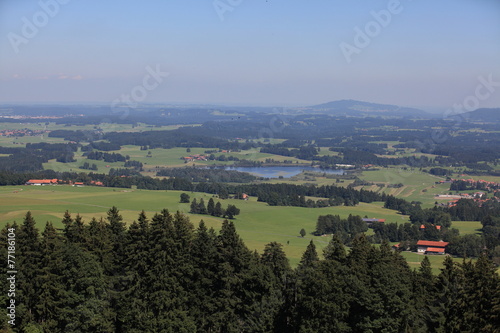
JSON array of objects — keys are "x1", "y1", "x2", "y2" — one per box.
[
  {"x1": 0, "y1": 185, "x2": 408, "y2": 267},
  {"x1": 451, "y1": 221, "x2": 482, "y2": 235},
  {"x1": 40, "y1": 145, "x2": 314, "y2": 175},
  {"x1": 0, "y1": 122, "x2": 193, "y2": 148},
  {"x1": 0, "y1": 185, "x2": 488, "y2": 271},
  {"x1": 355, "y1": 167, "x2": 449, "y2": 207},
  {"x1": 400, "y1": 251, "x2": 469, "y2": 275}
]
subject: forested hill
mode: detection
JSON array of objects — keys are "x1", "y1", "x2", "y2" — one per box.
[
  {"x1": 306, "y1": 99, "x2": 429, "y2": 117},
  {"x1": 464, "y1": 108, "x2": 500, "y2": 122},
  {"x1": 1, "y1": 209, "x2": 498, "y2": 332}
]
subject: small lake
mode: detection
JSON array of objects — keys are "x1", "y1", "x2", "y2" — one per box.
[{"x1": 224, "y1": 166, "x2": 344, "y2": 179}]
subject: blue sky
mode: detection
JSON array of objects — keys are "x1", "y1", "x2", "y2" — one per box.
[{"x1": 0, "y1": 0, "x2": 499, "y2": 110}]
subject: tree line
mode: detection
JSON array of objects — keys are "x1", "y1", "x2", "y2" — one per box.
[
  {"x1": 0, "y1": 170, "x2": 386, "y2": 208},
  {"x1": 1, "y1": 210, "x2": 498, "y2": 332},
  {"x1": 156, "y1": 167, "x2": 257, "y2": 183},
  {"x1": 85, "y1": 151, "x2": 127, "y2": 163}
]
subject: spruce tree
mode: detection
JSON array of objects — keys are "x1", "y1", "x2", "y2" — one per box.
[
  {"x1": 58, "y1": 242, "x2": 115, "y2": 332},
  {"x1": 299, "y1": 240, "x2": 319, "y2": 269},
  {"x1": 433, "y1": 256, "x2": 463, "y2": 332},
  {"x1": 64, "y1": 213, "x2": 87, "y2": 245},
  {"x1": 261, "y1": 242, "x2": 292, "y2": 332},
  {"x1": 0, "y1": 223, "x2": 16, "y2": 332},
  {"x1": 214, "y1": 201, "x2": 223, "y2": 217},
  {"x1": 120, "y1": 211, "x2": 151, "y2": 331},
  {"x1": 457, "y1": 254, "x2": 500, "y2": 331},
  {"x1": 293, "y1": 256, "x2": 350, "y2": 332},
  {"x1": 323, "y1": 234, "x2": 347, "y2": 263},
  {"x1": 146, "y1": 209, "x2": 196, "y2": 331},
  {"x1": 207, "y1": 198, "x2": 215, "y2": 216},
  {"x1": 189, "y1": 221, "x2": 222, "y2": 331},
  {"x1": 198, "y1": 198, "x2": 207, "y2": 215},
  {"x1": 190, "y1": 198, "x2": 198, "y2": 214},
  {"x1": 35, "y1": 222, "x2": 65, "y2": 332},
  {"x1": 16, "y1": 212, "x2": 41, "y2": 329},
  {"x1": 215, "y1": 220, "x2": 254, "y2": 331},
  {"x1": 261, "y1": 242, "x2": 291, "y2": 280}
]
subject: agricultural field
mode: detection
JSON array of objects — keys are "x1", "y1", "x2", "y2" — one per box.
[
  {"x1": 0, "y1": 184, "x2": 478, "y2": 271},
  {"x1": 354, "y1": 167, "x2": 450, "y2": 207},
  {"x1": 451, "y1": 221, "x2": 482, "y2": 235},
  {"x1": 41, "y1": 144, "x2": 312, "y2": 175},
  {"x1": 0, "y1": 122, "x2": 188, "y2": 134},
  {"x1": 0, "y1": 122, "x2": 193, "y2": 148},
  {"x1": 0, "y1": 184, "x2": 409, "y2": 267}
]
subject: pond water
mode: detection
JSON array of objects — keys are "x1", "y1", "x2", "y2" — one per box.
[{"x1": 223, "y1": 166, "x2": 344, "y2": 179}]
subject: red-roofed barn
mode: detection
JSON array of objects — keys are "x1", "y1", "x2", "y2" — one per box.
[
  {"x1": 417, "y1": 240, "x2": 448, "y2": 255},
  {"x1": 26, "y1": 179, "x2": 58, "y2": 185}
]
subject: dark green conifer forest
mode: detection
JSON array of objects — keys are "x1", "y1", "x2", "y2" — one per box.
[{"x1": 1, "y1": 209, "x2": 499, "y2": 332}]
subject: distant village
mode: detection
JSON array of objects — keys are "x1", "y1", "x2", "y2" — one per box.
[
  {"x1": 435, "y1": 178, "x2": 500, "y2": 207},
  {"x1": 0, "y1": 128, "x2": 48, "y2": 137},
  {"x1": 25, "y1": 179, "x2": 103, "y2": 187}
]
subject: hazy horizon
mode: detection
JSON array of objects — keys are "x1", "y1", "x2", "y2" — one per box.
[{"x1": 1, "y1": 0, "x2": 499, "y2": 109}]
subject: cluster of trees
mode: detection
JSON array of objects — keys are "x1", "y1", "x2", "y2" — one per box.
[
  {"x1": 409, "y1": 208, "x2": 452, "y2": 228},
  {"x1": 482, "y1": 215, "x2": 500, "y2": 265},
  {"x1": 260, "y1": 145, "x2": 318, "y2": 160},
  {"x1": 189, "y1": 197, "x2": 240, "y2": 219},
  {"x1": 79, "y1": 162, "x2": 98, "y2": 171},
  {"x1": 371, "y1": 222, "x2": 423, "y2": 243},
  {"x1": 0, "y1": 154, "x2": 46, "y2": 172},
  {"x1": 366, "y1": 215, "x2": 498, "y2": 261},
  {"x1": 123, "y1": 160, "x2": 143, "y2": 170},
  {"x1": 2, "y1": 211, "x2": 498, "y2": 332},
  {"x1": 372, "y1": 220, "x2": 461, "y2": 245},
  {"x1": 205, "y1": 154, "x2": 240, "y2": 162},
  {"x1": 450, "y1": 179, "x2": 500, "y2": 192},
  {"x1": 108, "y1": 168, "x2": 141, "y2": 177},
  {"x1": 85, "y1": 151, "x2": 127, "y2": 163},
  {"x1": 314, "y1": 214, "x2": 368, "y2": 244},
  {"x1": 446, "y1": 199, "x2": 500, "y2": 221},
  {"x1": 0, "y1": 143, "x2": 78, "y2": 172},
  {"x1": 81, "y1": 141, "x2": 121, "y2": 152},
  {"x1": 384, "y1": 195, "x2": 422, "y2": 215},
  {"x1": 316, "y1": 151, "x2": 436, "y2": 168},
  {"x1": 48, "y1": 129, "x2": 101, "y2": 142},
  {"x1": 254, "y1": 183, "x2": 384, "y2": 207},
  {"x1": 156, "y1": 167, "x2": 257, "y2": 183},
  {"x1": 427, "y1": 167, "x2": 452, "y2": 176}
]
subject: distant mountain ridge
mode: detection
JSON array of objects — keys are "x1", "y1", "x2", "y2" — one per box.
[
  {"x1": 463, "y1": 108, "x2": 500, "y2": 122},
  {"x1": 304, "y1": 99, "x2": 429, "y2": 117}
]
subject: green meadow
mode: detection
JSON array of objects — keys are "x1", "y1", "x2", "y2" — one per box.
[
  {"x1": 41, "y1": 145, "x2": 312, "y2": 175},
  {"x1": 0, "y1": 185, "x2": 408, "y2": 267},
  {"x1": 400, "y1": 251, "x2": 470, "y2": 275},
  {"x1": 1, "y1": 184, "x2": 479, "y2": 271},
  {"x1": 355, "y1": 167, "x2": 449, "y2": 207}
]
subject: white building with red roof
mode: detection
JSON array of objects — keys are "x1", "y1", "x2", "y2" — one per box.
[
  {"x1": 25, "y1": 179, "x2": 58, "y2": 185},
  {"x1": 416, "y1": 240, "x2": 449, "y2": 254}
]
